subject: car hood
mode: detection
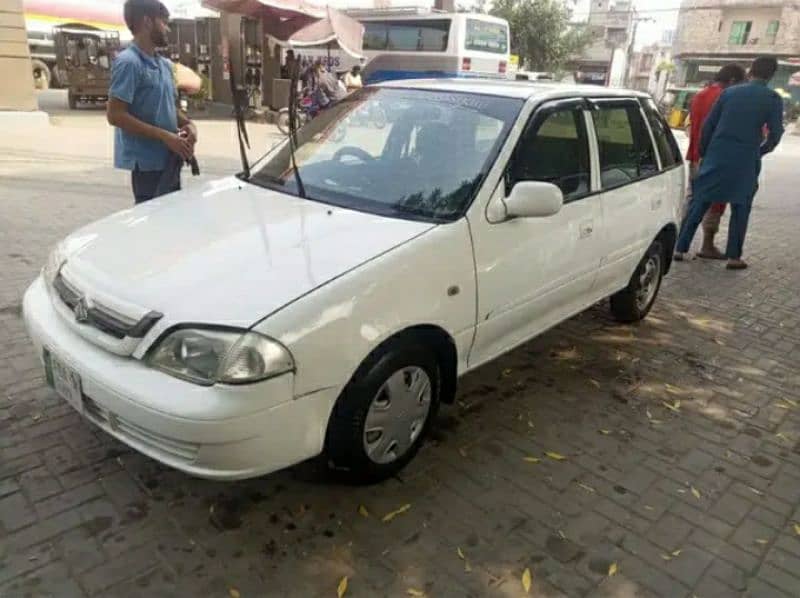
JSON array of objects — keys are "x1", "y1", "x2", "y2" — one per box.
[{"x1": 59, "y1": 178, "x2": 435, "y2": 327}]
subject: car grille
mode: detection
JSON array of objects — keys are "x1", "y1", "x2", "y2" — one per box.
[
  {"x1": 53, "y1": 271, "x2": 162, "y2": 341},
  {"x1": 83, "y1": 396, "x2": 199, "y2": 463}
]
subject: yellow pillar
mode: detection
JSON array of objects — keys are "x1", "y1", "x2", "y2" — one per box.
[{"x1": 0, "y1": 0, "x2": 37, "y2": 111}]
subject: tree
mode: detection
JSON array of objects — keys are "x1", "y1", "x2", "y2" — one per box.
[{"x1": 491, "y1": 0, "x2": 592, "y2": 72}]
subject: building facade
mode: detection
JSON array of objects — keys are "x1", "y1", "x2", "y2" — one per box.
[
  {"x1": 570, "y1": 0, "x2": 634, "y2": 86},
  {"x1": 627, "y1": 43, "x2": 673, "y2": 100},
  {"x1": 673, "y1": 0, "x2": 800, "y2": 101}
]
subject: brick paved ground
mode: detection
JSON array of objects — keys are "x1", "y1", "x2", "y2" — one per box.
[{"x1": 2, "y1": 101, "x2": 800, "y2": 597}]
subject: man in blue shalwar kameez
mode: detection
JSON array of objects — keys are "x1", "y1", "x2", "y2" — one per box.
[{"x1": 675, "y1": 57, "x2": 785, "y2": 270}]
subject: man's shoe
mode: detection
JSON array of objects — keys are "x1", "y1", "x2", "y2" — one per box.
[
  {"x1": 697, "y1": 246, "x2": 726, "y2": 259},
  {"x1": 726, "y1": 259, "x2": 748, "y2": 270},
  {"x1": 674, "y1": 252, "x2": 689, "y2": 261}
]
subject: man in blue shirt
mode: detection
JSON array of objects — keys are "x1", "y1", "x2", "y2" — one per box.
[
  {"x1": 107, "y1": 0, "x2": 197, "y2": 204},
  {"x1": 675, "y1": 56, "x2": 784, "y2": 270}
]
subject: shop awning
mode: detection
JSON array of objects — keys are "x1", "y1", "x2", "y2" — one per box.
[{"x1": 202, "y1": 0, "x2": 364, "y2": 58}]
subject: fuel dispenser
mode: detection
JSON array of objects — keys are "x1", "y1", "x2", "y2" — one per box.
[{"x1": 241, "y1": 17, "x2": 263, "y2": 109}]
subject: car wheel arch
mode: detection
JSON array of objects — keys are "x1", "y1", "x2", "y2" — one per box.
[
  {"x1": 341, "y1": 324, "x2": 458, "y2": 406},
  {"x1": 655, "y1": 223, "x2": 678, "y2": 274}
]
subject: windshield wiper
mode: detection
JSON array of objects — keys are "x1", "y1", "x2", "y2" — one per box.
[
  {"x1": 228, "y1": 57, "x2": 251, "y2": 179},
  {"x1": 287, "y1": 59, "x2": 307, "y2": 198}
]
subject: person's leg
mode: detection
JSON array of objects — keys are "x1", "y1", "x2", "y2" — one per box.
[
  {"x1": 698, "y1": 202, "x2": 726, "y2": 258},
  {"x1": 131, "y1": 167, "x2": 163, "y2": 204},
  {"x1": 675, "y1": 197, "x2": 713, "y2": 258},
  {"x1": 725, "y1": 202, "x2": 752, "y2": 268}
]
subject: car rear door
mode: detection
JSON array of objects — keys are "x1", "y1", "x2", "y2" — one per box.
[
  {"x1": 467, "y1": 98, "x2": 605, "y2": 368},
  {"x1": 588, "y1": 98, "x2": 664, "y2": 297}
]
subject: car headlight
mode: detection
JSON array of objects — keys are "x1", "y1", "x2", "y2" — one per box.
[{"x1": 146, "y1": 327, "x2": 294, "y2": 385}]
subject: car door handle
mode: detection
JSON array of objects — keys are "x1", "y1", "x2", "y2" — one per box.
[{"x1": 579, "y1": 221, "x2": 594, "y2": 239}]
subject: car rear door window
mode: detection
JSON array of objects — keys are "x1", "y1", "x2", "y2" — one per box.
[
  {"x1": 592, "y1": 102, "x2": 659, "y2": 189},
  {"x1": 641, "y1": 98, "x2": 682, "y2": 168},
  {"x1": 510, "y1": 107, "x2": 591, "y2": 202}
]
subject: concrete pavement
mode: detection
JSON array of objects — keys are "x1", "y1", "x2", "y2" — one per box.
[{"x1": 2, "y1": 101, "x2": 800, "y2": 597}]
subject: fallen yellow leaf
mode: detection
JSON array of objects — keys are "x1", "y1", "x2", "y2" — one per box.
[
  {"x1": 545, "y1": 451, "x2": 567, "y2": 461},
  {"x1": 578, "y1": 483, "x2": 596, "y2": 493},
  {"x1": 406, "y1": 590, "x2": 425, "y2": 597},
  {"x1": 755, "y1": 539, "x2": 768, "y2": 545},
  {"x1": 358, "y1": 505, "x2": 370, "y2": 518},
  {"x1": 661, "y1": 554, "x2": 672, "y2": 561},
  {"x1": 644, "y1": 505, "x2": 654, "y2": 511},
  {"x1": 337, "y1": 577, "x2": 348, "y2": 598},
  {"x1": 776, "y1": 432, "x2": 790, "y2": 442},
  {"x1": 464, "y1": 560, "x2": 472, "y2": 573},
  {"x1": 502, "y1": 368, "x2": 513, "y2": 377},
  {"x1": 558, "y1": 530, "x2": 566, "y2": 539},
  {"x1": 599, "y1": 429, "x2": 611, "y2": 435},
  {"x1": 784, "y1": 398, "x2": 798, "y2": 408},
  {"x1": 590, "y1": 379, "x2": 601, "y2": 388},
  {"x1": 671, "y1": 549, "x2": 682, "y2": 557},
  {"x1": 523, "y1": 457, "x2": 540, "y2": 463},
  {"x1": 457, "y1": 547, "x2": 466, "y2": 560},
  {"x1": 794, "y1": 523, "x2": 800, "y2": 536},
  {"x1": 522, "y1": 568, "x2": 532, "y2": 593},
  {"x1": 382, "y1": 504, "x2": 411, "y2": 522},
  {"x1": 665, "y1": 384, "x2": 681, "y2": 394},
  {"x1": 528, "y1": 421, "x2": 535, "y2": 429},
  {"x1": 229, "y1": 590, "x2": 240, "y2": 598},
  {"x1": 608, "y1": 562, "x2": 618, "y2": 576},
  {"x1": 691, "y1": 486, "x2": 701, "y2": 499},
  {"x1": 662, "y1": 400, "x2": 681, "y2": 413},
  {"x1": 750, "y1": 487, "x2": 764, "y2": 496},
  {"x1": 777, "y1": 403, "x2": 791, "y2": 410}
]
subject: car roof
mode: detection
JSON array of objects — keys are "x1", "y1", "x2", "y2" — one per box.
[{"x1": 377, "y1": 78, "x2": 652, "y2": 102}]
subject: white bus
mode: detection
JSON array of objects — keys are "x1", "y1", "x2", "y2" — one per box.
[{"x1": 294, "y1": 12, "x2": 510, "y2": 84}]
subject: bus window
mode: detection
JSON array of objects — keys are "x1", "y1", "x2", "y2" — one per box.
[
  {"x1": 418, "y1": 20, "x2": 450, "y2": 51},
  {"x1": 364, "y1": 22, "x2": 388, "y2": 50},
  {"x1": 381, "y1": 20, "x2": 450, "y2": 52},
  {"x1": 465, "y1": 19, "x2": 508, "y2": 54},
  {"x1": 388, "y1": 22, "x2": 420, "y2": 51}
]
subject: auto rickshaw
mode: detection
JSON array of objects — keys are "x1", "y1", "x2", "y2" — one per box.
[
  {"x1": 659, "y1": 86, "x2": 702, "y2": 130},
  {"x1": 54, "y1": 24, "x2": 121, "y2": 109}
]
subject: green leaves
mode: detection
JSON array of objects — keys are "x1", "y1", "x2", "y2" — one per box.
[{"x1": 491, "y1": 0, "x2": 592, "y2": 71}]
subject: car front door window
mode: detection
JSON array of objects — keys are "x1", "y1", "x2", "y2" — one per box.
[{"x1": 510, "y1": 107, "x2": 591, "y2": 202}]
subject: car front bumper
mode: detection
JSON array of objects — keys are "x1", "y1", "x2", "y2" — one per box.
[{"x1": 22, "y1": 275, "x2": 336, "y2": 480}]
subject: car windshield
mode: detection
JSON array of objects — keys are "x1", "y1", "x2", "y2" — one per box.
[{"x1": 250, "y1": 87, "x2": 522, "y2": 222}]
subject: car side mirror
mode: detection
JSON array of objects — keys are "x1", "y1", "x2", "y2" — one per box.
[{"x1": 505, "y1": 181, "x2": 564, "y2": 218}]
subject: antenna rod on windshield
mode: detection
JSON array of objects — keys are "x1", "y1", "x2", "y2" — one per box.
[{"x1": 228, "y1": 57, "x2": 251, "y2": 180}]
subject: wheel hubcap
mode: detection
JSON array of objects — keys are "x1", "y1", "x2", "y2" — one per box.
[
  {"x1": 636, "y1": 253, "x2": 661, "y2": 312},
  {"x1": 363, "y1": 367, "x2": 432, "y2": 465}
]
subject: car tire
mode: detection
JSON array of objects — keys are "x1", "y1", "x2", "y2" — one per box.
[
  {"x1": 324, "y1": 337, "x2": 441, "y2": 484},
  {"x1": 67, "y1": 91, "x2": 78, "y2": 110},
  {"x1": 276, "y1": 108, "x2": 290, "y2": 135},
  {"x1": 32, "y1": 59, "x2": 51, "y2": 90},
  {"x1": 610, "y1": 240, "x2": 664, "y2": 323}
]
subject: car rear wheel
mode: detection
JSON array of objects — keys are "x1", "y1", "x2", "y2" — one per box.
[
  {"x1": 325, "y1": 338, "x2": 440, "y2": 483},
  {"x1": 67, "y1": 91, "x2": 78, "y2": 110},
  {"x1": 610, "y1": 240, "x2": 664, "y2": 323}
]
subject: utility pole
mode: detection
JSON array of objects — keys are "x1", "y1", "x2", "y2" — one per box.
[{"x1": 623, "y1": 10, "x2": 655, "y2": 88}]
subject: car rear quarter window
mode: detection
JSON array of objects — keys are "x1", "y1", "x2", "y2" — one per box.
[
  {"x1": 592, "y1": 102, "x2": 659, "y2": 189},
  {"x1": 641, "y1": 98, "x2": 682, "y2": 168}
]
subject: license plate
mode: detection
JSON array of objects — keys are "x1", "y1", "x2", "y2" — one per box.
[{"x1": 44, "y1": 349, "x2": 83, "y2": 415}]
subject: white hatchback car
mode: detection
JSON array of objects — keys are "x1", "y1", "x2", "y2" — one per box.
[{"x1": 23, "y1": 80, "x2": 684, "y2": 482}]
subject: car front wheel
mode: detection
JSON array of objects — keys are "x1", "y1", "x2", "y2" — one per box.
[
  {"x1": 610, "y1": 240, "x2": 664, "y2": 323},
  {"x1": 324, "y1": 338, "x2": 440, "y2": 483}
]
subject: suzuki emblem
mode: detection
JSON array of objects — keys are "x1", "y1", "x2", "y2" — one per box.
[{"x1": 74, "y1": 297, "x2": 89, "y2": 323}]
